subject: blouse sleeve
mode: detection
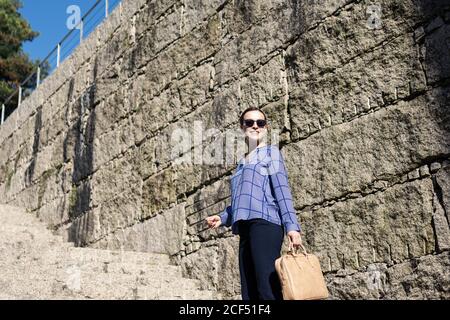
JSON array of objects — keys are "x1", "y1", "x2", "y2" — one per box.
[
  {"x1": 219, "y1": 205, "x2": 232, "y2": 227},
  {"x1": 267, "y1": 146, "x2": 302, "y2": 234}
]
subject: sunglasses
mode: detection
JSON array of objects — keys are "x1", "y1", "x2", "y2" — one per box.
[{"x1": 243, "y1": 119, "x2": 267, "y2": 128}]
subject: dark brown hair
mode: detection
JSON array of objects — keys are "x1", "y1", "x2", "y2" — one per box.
[{"x1": 239, "y1": 107, "x2": 267, "y2": 127}]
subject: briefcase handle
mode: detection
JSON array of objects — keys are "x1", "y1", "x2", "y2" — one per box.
[{"x1": 288, "y1": 243, "x2": 308, "y2": 256}]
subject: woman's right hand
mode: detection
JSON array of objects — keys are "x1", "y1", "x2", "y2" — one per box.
[{"x1": 205, "y1": 215, "x2": 222, "y2": 229}]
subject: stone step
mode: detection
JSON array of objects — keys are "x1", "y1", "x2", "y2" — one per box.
[
  {"x1": 0, "y1": 215, "x2": 44, "y2": 226},
  {"x1": 1, "y1": 254, "x2": 175, "y2": 277},
  {"x1": 0, "y1": 247, "x2": 67, "y2": 266},
  {"x1": 0, "y1": 227, "x2": 53, "y2": 238},
  {"x1": 135, "y1": 287, "x2": 217, "y2": 300},
  {"x1": 64, "y1": 241, "x2": 76, "y2": 247},
  {"x1": 0, "y1": 223, "x2": 58, "y2": 233},
  {"x1": 0, "y1": 274, "x2": 96, "y2": 300},
  {"x1": 0, "y1": 209, "x2": 67, "y2": 247},
  {"x1": 63, "y1": 272, "x2": 203, "y2": 299},
  {"x1": 63, "y1": 247, "x2": 172, "y2": 265},
  {"x1": 0, "y1": 293, "x2": 19, "y2": 300},
  {"x1": 1, "y1": 257, "x2": 185, "y2": 289},
  {"x1": 72, "y1": 261, "x2": 183, "y2": 278},
  {"x1": 0, "y1": 266, "x2": 205, "y2": 300},
  {"x1": 4, "y1": 247, "x2": 172, "y2": 273},
  {"x1": 0, "y1": 236, "x2": 69, "y2": 251},
  {"x1": 0, "y1": 237, "x2": 71, "y2": 259},
  {"x1": 0, "y1": 226, "x2": 62, "y2": 244},
  {"x1": 0, "y1": 204, "x2": 219, "y2": 300},
  {"x1": 79, "y1": 271, "x2": 201, "y2": 289},
  {"x1": 1, "y1": 270, "x2": 215, "y2": 300},
  {"x1": 0, "y1": 220, "x2": 40, "y2": 228},
  {"x1": 0, "y1": 206, "x2": 42, "y2": 225},
  {"x1": 1, "y1": 252, "x2": 216, "y2": 300},
  {"x1": 0, "y1": 275, "x2": 77, "y2": 299}
]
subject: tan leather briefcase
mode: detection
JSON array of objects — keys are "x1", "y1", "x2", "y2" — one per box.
[{"x1": 275, "y1": 244, "x2": 329, "y2": 300}]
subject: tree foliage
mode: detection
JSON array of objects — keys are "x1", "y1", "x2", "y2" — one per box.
[{"x1": 0, "y1": 0, "x2": 39, "y2": 118}]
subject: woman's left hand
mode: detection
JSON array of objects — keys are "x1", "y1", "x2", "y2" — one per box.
[{"x1": 287, "y1": 230, "x2": 302, "y2": 250}]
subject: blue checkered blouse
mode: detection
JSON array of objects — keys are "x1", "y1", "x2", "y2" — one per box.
[{"x1": 219, "y1": 144, "x2": 301, "y2": 235}]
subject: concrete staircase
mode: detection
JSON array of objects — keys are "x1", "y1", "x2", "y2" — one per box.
[{"x1": 0, "y1": 204, "x2": 218, "y2": 300}]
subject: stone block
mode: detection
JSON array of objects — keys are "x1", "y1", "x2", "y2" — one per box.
[
  {"x1": 177, "y1": 62, "x2": 214, "y2": 112},
  {"x1": 419, "y1": 165, "x2": 430, "y2": 177},
  {"x1": 408, "y1": 168, "x2": 420, "y2": 180},
  {"x1": 94, "y1": 88, "x2": 131, "y2": 136},
  {"x1": 216, "y1": 236, "x2": 240, "y2": 298},
  {"x1": 288, "y1": 33, "x2": 426, "y2": 140},
  {"x1": 284, "y1": 89, "x2": 450, "y2": 207},
  {"x1": 181, "y1": 244, "x2": 218, "y2": 291},
  {"x1": 92, "y1": 117, "x2": 136, "y2": 171},
  {"x1": 138, "y1": 202, "x2": 187, "y2": 255},
  {"x1": 432, "y1": 192, "x2": 450, "y2": 252},
  {"x1": 430, "y1": 162, "x2": 441, "y2": 173},
  {"x1": 39, "y1": 109, "x2": 67, "y2": 150},
  {"x1": 327, "y1": 251, "x2": 450, "y2": 300},
  {"x1": 183, "y1": 0, "x2": 227, "y2": 36},
  {"x1": 90, "y1": 151, "x2": 143, "y2": 208},
  {"x1": 385, "y1": 251, "x2": 450, "y2": 299},
  {"x1": 28, "y1": 134, "x2": 65, "y2": 184},
  {"x1": 301, "y1": 178, "x2": 435, "y2": 272},
  {"x1": 435, "y1": 166, "x2": 450, "y2": 221},
  {"x1": 37, "y1": 193, "x2": 70, "y2": 228},
  {"x1": 240, "y1": 54, "x2": 286, "y2": 110},
  {"x1": 423, "y1": 24, "x2": 450, "y2": 85}
]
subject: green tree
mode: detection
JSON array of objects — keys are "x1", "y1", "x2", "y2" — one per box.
[{"x1": 0, "y1": 0, "x2": 39, "y2": 119}]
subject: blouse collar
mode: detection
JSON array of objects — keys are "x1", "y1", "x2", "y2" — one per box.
[{"x1": 238, "y1": 144, "x2": 271, "y2": 166}]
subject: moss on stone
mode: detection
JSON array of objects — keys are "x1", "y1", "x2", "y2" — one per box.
[
  {"x1": 6, "y1": 167, "x2": 13, "y2": 190},
  {"x1": 37, "y1": 168, "x2": 55, "y2": 209},
  {"x1": 69, "y1": 185, "x2": 78, "y2": 214},
  {"x1": 55, "y1": 162, "x2": 64, "y2": 173},
  {"x1": 13, "y1": 149, "x2": 22, "y2": 171}
]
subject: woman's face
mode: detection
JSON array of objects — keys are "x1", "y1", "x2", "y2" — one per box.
[{"x1": 241, "y1": 110, "x2": 268, "y2": 144}]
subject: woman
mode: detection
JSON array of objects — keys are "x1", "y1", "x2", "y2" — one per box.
[{"x1": 205, "y1": 106, "x2": 302, "y2": 300}]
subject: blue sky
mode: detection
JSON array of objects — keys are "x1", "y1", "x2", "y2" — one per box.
[{"x1": 19, "y1": 0, "x2": 120, "y2": 62}]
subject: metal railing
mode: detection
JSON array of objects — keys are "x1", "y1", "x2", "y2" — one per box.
[{"x1": 1, "y1": 0, "x2": 122, "y2": 126}]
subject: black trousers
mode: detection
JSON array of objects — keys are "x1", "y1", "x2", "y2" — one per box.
[{"x1": 238, "y1": 218, "x2": 284, "y2": 300}]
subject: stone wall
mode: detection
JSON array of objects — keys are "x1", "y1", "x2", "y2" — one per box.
[{"x1": 0, "y1": 0, "x2": 449, "y2": 299}]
